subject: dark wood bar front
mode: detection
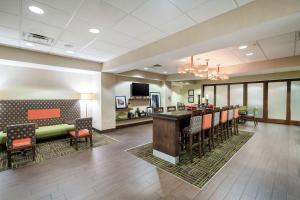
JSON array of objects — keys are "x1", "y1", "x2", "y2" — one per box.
[{"x1": 152, "y1": 111, "x2": 191, "y2": 164}]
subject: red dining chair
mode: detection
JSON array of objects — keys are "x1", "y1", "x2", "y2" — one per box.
[
  {"x1": 201, "y1": 109, "x2": 213, "y2": 155},
  {"x1": 220, "y1": 108, "x2": 228, "y2": 140}
]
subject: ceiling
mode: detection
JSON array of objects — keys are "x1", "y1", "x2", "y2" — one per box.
[
  {"x1": 140, "y1": 31, "x2": 300, "y2": 74},
  {"x1": 0, "y1": 0, "x2": 254, "y2": 62}
]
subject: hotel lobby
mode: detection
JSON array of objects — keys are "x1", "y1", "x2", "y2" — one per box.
[{"x1": 0, "y1": 0, "x2": 300, "y2": 199}]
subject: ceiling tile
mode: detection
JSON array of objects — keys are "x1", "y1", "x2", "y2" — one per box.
[
  {"x1": 80, "y1": 47, "x2": 115, "y2": 61},
  {"x1": 114, "y1": 15, "x2": 152, "y2": 38},
  {"x1": 187, "y1": 0, "x2": 237, "y2": 23},
  {"x1": 23, "y1": 0, "x2": 71, "y2": 28},
  {"x1": 52, "y1": 40, "x2": 80, "y2": 51},
  {"x1": 235, "y1": 0, "x2": 255, "y2": 7},
  {"x1": 137, "y1": 28, "x2": 167, "y2": 44},
  {"x1": 21, "y1": 19, "x2": 62, "y2": 39},
  {"x1": 0, "y1": 12, "x2": 19, "y2": 29},
  {"x1": 0, "y1": 0, "x2": 20, "y2": 15},
  {"x1": 103, "y1": 0, "x2": 146, "y2": 13},
  {"x1": 97, "y1": 29, "x2": 144, "y2": 49},
  {"x1": 158, "y1": 14, "x2": 196, "y2": 34},
  {"x1": 59, "y1": 30, "x2": 95, "y2": 46},
  {"x1": 0, "y1": 26, "x2": 19, "y2": 39},
  {"x1": 34, "y1": 0, "x2": 83, "y2": 15},
  {"x1": 169, "y1": 0, "x2": 207, "y2": 12},
  {"x1": 132, "y1": 0, "x2": 182, "y2": 27},
  {"x1": 87, "y1": 39, "x2": 128, "y2": 54},
  {"x1": 66, "y1": 17, "x2": 101, "y2": 36},
  {"x1": 76, "y1": 0, "x2": 127, "y2": 27},
  {"x1": 258, "y1": 32, "x2": 295, "y2": 59}
]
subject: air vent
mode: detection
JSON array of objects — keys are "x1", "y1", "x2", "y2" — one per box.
[
  {"x1": 23, "y1": 32, "x2": 55, "y2": 46},
  {"x1": 296, "y1": 31, "x2": 300, "y2": 41},
  {"x1": 150, "y1": 64, "x2": 162, "y2": 69}
]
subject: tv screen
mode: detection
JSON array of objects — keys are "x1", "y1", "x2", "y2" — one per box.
[{"x1": 131, "y1": 83, "x2": 149, "y2": 96}]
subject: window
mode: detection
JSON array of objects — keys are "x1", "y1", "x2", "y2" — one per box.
[
  {"x1": 291, "y1": 81, "x2": 300, "y2": 121},
  {"x1": 216, "y1": 85, "x2": 228, "y2": 107},
  {"x1": 248, "y1": 83, "x2": 263, "y2": 118},
  {"x1": 230, "y1": 84, "x2": 243, "y2": 106},
  {"x1": 268, "y1": 82, "x2": 287, "y2": 120},
  {"x1": 204, "y1": 86, "x2": 214, "y2": 105}
]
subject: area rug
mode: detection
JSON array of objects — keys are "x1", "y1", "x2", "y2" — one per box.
[
  {"x1": 0, "y1": 134, "x2": 116, "y2": 171},
  {"x1": 127, "y1": 131, "x2": 253, "y2": 189}
]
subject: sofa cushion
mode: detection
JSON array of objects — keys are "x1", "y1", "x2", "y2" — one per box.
[
  {"x1": 0, "y1": 124, "x2": 75, "y2": 144},
  {"x1": 36, "y1": 124, "x2": 74, "y2": 139}
]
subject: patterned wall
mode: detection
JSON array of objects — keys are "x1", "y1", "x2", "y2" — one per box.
[{"x1": 0, "y1": 99, "x2": 80, "y2": 131}]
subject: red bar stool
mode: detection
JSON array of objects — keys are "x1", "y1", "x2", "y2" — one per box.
[
  {"x1": 201, "y1": 109, "x2": 213, "y2": 155},
  {"x1": 220, "y1": 108, "x2": 228, "y2": 140},
  {"x1": 233, "y1": 106, "x2": 240, "y2": 135}
]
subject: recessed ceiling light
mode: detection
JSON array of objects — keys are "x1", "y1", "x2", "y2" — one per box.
[
  {"x1": 246, "y1": 52, "x2": 254, "y2": 56},
  {"x1": 89, "y1": 28, "x2": 100, "y2": 34},
  {"x1": 239, "y1": 45, "x2": 248, "y2": 50},
  {"x1": 66, "y1": 50, "x2": 74, "y2": 54},
  {"x1": 163, "y1": 71, "x2": 168, "y2": 74},
  {"x1": 29, "y1": 6, "x2": 44, "y2": 15},
  {"x1": 25, "y1": 42, "x2": 34, "y2": 47},
  {"x1": 144, "y1": 67, "x2": 149, "y2": 70}
]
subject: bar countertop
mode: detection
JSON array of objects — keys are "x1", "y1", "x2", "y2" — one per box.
[{"x1": 151, "y1": 111, "x2": 192, "y2": 120}]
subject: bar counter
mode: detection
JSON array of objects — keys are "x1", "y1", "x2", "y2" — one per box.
[{"x1": 152, "y1": 111, "x2": 192, "y2": 164}]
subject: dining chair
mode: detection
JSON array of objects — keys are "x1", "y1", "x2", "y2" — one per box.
[
  {"x1": 220, "y1": 107, "x2": 228, "y2": 140},
  {"x1": 227, "y1": 106, "x2": 234, "y2": 137},
  {"x1": 167, "y1": 106, "x2": 176, "y2": 112},
  {"x1": 153, "y1": 107, "x2": 164, "y2": 113},
  {"x1": 177, "y1": 105, "x2": 186, "y2": 111},
  {"x1": 70, "y1": 117, "x2": 93, "y2": 151},
  {"x1": 212, "y1": 107, "x2": 222, "y2": 147},
  {"x1": 6, "y1": 123, "x2": 36, "y2": 168},
  {"x1": 182, "y1": 110, "x2": 203, "y2": 162},
  {"x1": 201, "y1": 109, "x2": 213, "y2": 155},
  {"x1": 233, "y1": 106, "x2": 240, "y2": 135}
]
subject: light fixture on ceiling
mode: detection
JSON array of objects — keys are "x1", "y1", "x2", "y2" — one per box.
[
  {"x1": 25, "y1": 42, "x2": 35, "y2": 47},
  {"x1": 163, "y1": 71, "x2": 168, "y2": 74},
  {"x1": 238, "y1": 45, "x2": 248, "y2": 50},
  {"x1": 246, "y1": 52, "x2": 254, "y2": 56},
  {"x1": 89, "y1": 28, "x2": 100, "y2": 34},
  {"x1": 29, "y1": 6, "x2": 44, "y2": 15},
  {"x1": 66, "y1": 50, "x2": 74, "y2": 54},
  {"x1": 177, "y1": 56, "x2": 229, "y2": 80},
  {"x1": 207, "y1": 65, "x2": 229, "y2": 81},
  {"x1": 144, "y1": 67, "x2": 149, "y2": 70}
]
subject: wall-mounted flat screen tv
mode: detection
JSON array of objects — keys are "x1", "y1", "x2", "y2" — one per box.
[{"x1": 131, "y1": 83, "x2": 149, "y2": 96}]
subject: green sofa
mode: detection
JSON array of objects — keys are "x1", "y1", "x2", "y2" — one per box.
[{"x1": 0, "y1": 124, "x2": 75, "y2": 145}]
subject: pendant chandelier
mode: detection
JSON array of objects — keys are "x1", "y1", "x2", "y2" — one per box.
[{"x1": 177, "y1": 56, "x2": 229, "y2": 80}]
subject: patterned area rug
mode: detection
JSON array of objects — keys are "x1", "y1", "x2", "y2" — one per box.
[
  {"x1": 127, "y1": 131, "x2": 253, "y2": 188},
  {"x1": 0, "y1": 134, "x2": 115, "y2": 171}
]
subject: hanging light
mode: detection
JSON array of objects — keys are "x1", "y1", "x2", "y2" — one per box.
[{"x1": 208, "y1": 64, "x2": 229, "y2": 80}]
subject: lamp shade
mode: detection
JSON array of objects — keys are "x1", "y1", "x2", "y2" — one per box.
[{"x1": 80, "y1": 93, "x2": 96, "y2": 100}]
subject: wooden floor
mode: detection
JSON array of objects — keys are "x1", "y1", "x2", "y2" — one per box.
[{"x1": 0, "y1": 123, "x2": 299, "y2": 200}]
